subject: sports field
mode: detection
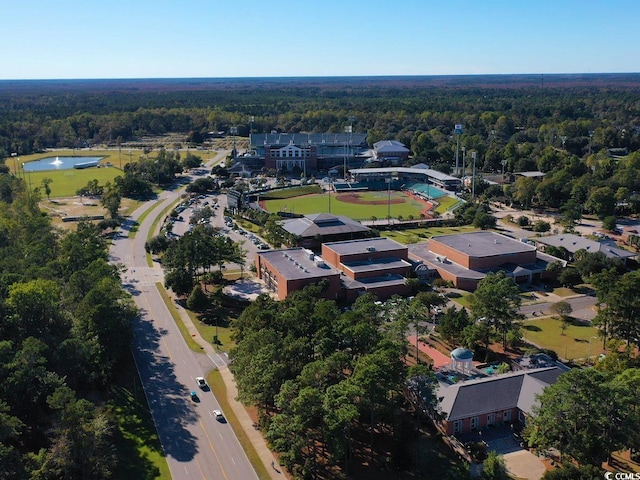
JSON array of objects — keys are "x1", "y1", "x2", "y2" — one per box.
[{"x1": 262, "y1": 190, "x2": 433, "y2": 220}]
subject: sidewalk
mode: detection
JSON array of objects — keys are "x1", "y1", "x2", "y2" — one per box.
[{"x1": 408, "y1": 335, "x2": 451, "y2": 368}]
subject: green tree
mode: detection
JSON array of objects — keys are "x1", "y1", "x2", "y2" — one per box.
[
  {"x1": 481, "y1": 451, "x2": 509, "y2": 480},
  {"x1": 469, "y1": 272, "x2": 522, "y2": 350},
  {"x1": 602, "y1": 215, "x2": 617, "y2": 231},
  {"x1": 0, "y1": 401, "x2": 25, "y2": 480},
  {"x1": 100, "y1": 181, "x2": 121, "y2": 219},
  {"x1": 438, "y1": 306, "x2": 472, "y2": 343},
  {"x1": 550, "y1": 301, "x2": 573, "y2": 334},
  {"x1": 187, "y1": 284, "x2": 209, "y2": 312},
  {"x1": 41, "y1": 177, "x2": 53, "y2": 200},
  {"x1": 542, "y1": 463, "x2": 604, "y2": 480},
  {"x1": 585, "y1": 186, "x2": 616, "y2": 219},
  {"x1": 526, "y1": 368, "x2": 631, "y2": 466},
  {"x1": 461, "y1": 322, "x2": 492, "y2": 360},
  {"x1": 593, "y1": 270, "x2": 640, "y2": 345},
  {"x1": 473, "y1": 210, "x2": 497, "y2": 230},
  {"x1": 558, "y1": 267, "x2": 582, "y2": 287}
]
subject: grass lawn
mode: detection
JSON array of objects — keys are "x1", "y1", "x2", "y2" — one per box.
[
  {"x1": 186, "y1": 304, "x2": 237, "y2": 353},
  {"x1": 451, "y1": 292, "x2": 473, "y2": 308},
  {"x1": 381, "y1": 225, "x2": 478, "y2": 244},
  {"x1": 523, "y1": 316, "x2": 602, "y2": 361},
  {"x1": 21, "y1": 166, "x2": 124, "y2": 198},
  {"x1": 111, "y1": 358, "x2": 170, "y2": 480},
  {"x1": 263, "y1": 191, "x2": 427, "y2": 221},
  {"x1": 552, "y1": 287, "x2": 576, "y2": 297},
  {"x1": 433, "y1": 195, "x2": 461, "y2": 214}
]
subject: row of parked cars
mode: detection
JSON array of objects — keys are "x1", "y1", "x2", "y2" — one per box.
[{"x1": 224, "y1": 216, "x2": 270, "y2": 250}]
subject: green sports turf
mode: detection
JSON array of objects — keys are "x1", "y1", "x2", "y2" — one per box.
[{"x1": 262, "y1": 191, "x2": 429, "y2": 221}]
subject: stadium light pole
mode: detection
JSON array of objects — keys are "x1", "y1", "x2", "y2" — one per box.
[
  {"x1": 461, "y1": 146, "x2": 466, "y2": 189},
  {"x1": 387, "y1": 175, "x2": 392, "y2": 225},
  {"x1": 230, "y1": 126, "x2": 238, "y2": 161},
  {"x1": 471, "y1": 151, "x2": 477, "y2": 201},
  {"x1": 344, "y1": 124, "x2": 352, "y2": 180},
  {"x1": 454, "y1": 124, "x2": 462, "y2": 177}
]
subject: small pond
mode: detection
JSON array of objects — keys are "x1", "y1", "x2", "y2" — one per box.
[{"x1": 22, "y1": 156, "x2": 103, "y2": 171}]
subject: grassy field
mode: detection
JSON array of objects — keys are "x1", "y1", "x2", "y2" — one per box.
[
  {"x1": 434, "y1": 195, "x2": 461, "y2": 214},
  {"x1": 523, "y1": 316, "x2": 602, "y2": 361},
  {"x1": 19, "y1": 165, "x2": 124, "y2": 198},
  {"x1": 263, "y1": 191, "x2": 428, "y2": 220}
]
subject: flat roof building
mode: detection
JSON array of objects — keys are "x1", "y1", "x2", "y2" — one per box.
[
  {"x1": 256, "y1": 237, "x2": 412, "y2": 302},
  {"x1": 409, "y1": 231, "x2": 562, "y2": 290},
  {"x1": 255, "y1": 248, "x2": 341, "y2": 301}
]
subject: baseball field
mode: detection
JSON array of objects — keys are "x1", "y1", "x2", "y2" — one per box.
[{"x1": 261, "y1": 190, "x2": 435, "y2": 221}]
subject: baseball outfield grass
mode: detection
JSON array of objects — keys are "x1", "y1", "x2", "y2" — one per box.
[{"x1": 262, "y1": 191, "x2": 430, "y2": 221}]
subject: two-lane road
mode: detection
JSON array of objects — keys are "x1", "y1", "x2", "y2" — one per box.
[{"x1": 110, "y1": 151, "x2": 258, "y2": 480}]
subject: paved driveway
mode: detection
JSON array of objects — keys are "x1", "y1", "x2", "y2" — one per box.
[{"x1": 485, "y1": 436, "x2": 545, "y2": 480}]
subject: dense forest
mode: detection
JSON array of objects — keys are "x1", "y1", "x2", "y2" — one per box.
[
  {"x1": 2, "y1": 75, "x2": 640, "y2": 170},
  {"x1": 0, "y1": 182, "x2": 137, "y2": 479},
  {"x1": 3, "y1": 74, "x2": 640, "y2": 224},
  {"x1": 230, "y1": 286, "x2": 457, "y2": 478}
]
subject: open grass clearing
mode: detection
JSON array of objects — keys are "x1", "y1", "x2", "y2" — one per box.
[
  {"x1": 186, "y1": 293, "x2": 239, "y2": 353},
  {"x1": 451, "y1": 292, "x2": 474, "y2": 308},
  {"x1": 523, "y1": 316, "x2": 602, "y2": 361},
  {"x1": 20, "y1": 165, "x2": 123, "y2": 198}
]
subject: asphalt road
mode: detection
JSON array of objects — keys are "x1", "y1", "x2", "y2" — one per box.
[{"x1": 109, "y1": 151, "x2": 258, "y2": 480}]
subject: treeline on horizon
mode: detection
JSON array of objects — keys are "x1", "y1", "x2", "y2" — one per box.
[{"x1": 1, "y1": 73, "x2": 640, "y2": 169}]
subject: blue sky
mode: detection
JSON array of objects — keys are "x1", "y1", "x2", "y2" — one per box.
[{"x1": 1, "y1": 0, "x2": 637, "y2": 79}]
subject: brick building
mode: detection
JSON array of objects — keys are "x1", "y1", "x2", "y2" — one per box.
[
  {"x1": 409, "y1": 231, "x2": 560, "y2": 291},
  {"x1": 255, "y1": 248, "x2": 342, "y2": 301},
  {"x1": 256, "y1": 237, "x2": 412, "y2": 302}
]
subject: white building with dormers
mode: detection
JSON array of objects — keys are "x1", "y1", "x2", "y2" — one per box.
[{"x1": 252, "y1": 132, "x2": 369, "y2": 173}]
